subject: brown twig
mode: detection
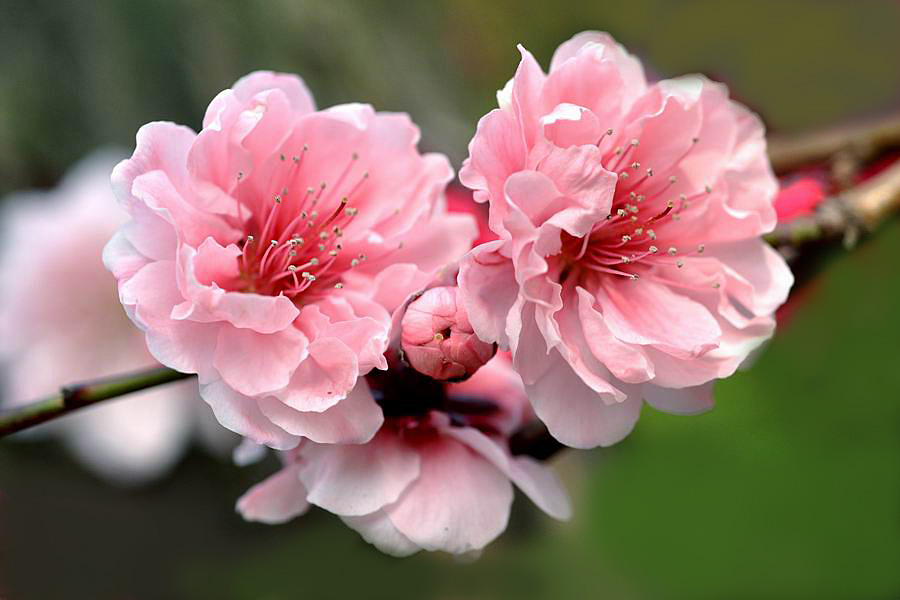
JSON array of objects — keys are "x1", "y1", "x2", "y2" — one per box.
[
  {"x1": 766, "y1": 158, "x2": 900, "y2": 251},
  {"x1": 0, "y1": 366, "x2": 194, "y2": 438},
  {"x1": 767, "y1": 112, "x2": 900, "y2": 175}
]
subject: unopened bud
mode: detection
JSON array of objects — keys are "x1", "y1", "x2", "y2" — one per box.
[{"x1": 400, "y1": 286, "x2": 495, "y2": 381}]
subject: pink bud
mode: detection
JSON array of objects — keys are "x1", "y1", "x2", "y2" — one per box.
[
  {"x1": 400, "y1": 286, "x2": 496, "y2": 381},
  {"x1": 774, "y1": 177, "x2": 826, "y2": 222}
]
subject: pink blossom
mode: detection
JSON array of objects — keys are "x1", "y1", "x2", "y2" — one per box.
[
  {"x1": 774, "y1": 176, "x2": 826, "y2": 222},
  {"x1": 105, "y1": 72, "x2": 477, "y2": 449},
  {"x1": 400, "y1": 286, "x2": 496, "y2": 380},
  {"x1": 237, "y1": 355, "x2": 570, "y2": 556},
  {"x1": 0, "y1": 151, "x2": 232, "y2": 486},
  {"x1": 457, "y1": 32, "x2": 794, "y2": 449}
]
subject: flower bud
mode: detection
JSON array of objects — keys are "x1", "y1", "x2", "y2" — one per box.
[{"x1": 400, "y1": 286, "x2": 495, "y2": 381}]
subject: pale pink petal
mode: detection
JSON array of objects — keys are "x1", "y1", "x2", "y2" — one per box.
[
  {"x1": 257, "y1": 378, "x2": 383, "y2": 444},
  {"x1": 457, "y1": 241, "x2": 518, "y2": 348},
  {"x1": 200, "y1": 380, "x2": 301, "y2": 450},
  {"x1": 341, "y1": 511, "x2": 420, "y2": 557},
  {"x1": 445, "y1": 427, "x2": 571, "y2": 520},
  {"x1": 596, "y1": 277, "x2": 721, "y2": 358},
  {"x1": 213, "y1": 326, "x2": 308, "y2": 397},
  {"x1": 231, "y1": 70, "x2": 316, "y2": 115},
  {"x1": 237, "y1": 463, "x2": 310, "y2": 524},
  {"x1": 298, "y1": 430, "x2": 420, "y2": 516},
  {"x1": 574, "y1": 286, "x2": 654, "y2": 383},
  {"x1": 549, "y1": 31, "x2": 646, "y2": 104},
  {"x1": 386, "y1": 437, "x2": 513, "y2": 554},
  {"x1": 274, "y1": 337, "x2": 358, "y2": 412},
  {"x1": 527, "y1": 350, "x2": 641, "y2": 449},
  {"x1": 643, "y1": 382, "x2": 714, "y2": 415}
]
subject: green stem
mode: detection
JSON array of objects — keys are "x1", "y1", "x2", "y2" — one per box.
[{"x1": 0, "y1": 366, "x2": 195, "y2": 438}]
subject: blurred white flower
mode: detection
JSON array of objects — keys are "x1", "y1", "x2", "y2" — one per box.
[{"x1": 0, "y1": 150, "x2": 234, "y2": 486}]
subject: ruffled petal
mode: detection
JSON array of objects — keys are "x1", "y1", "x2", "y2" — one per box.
[{"x1": 237, "y1": 463, "x2": 310, "y2": 524}]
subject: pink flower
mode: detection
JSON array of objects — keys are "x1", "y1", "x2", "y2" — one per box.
[
  {"x1": 237, "y1": 355, "x2": 570, "y2": 556},
  {"x1": 774, "y1": 176, "x2": 826, "y2": 222},
  {"x1": 400, "y1": 286, "x2": 496, "y2": 380},
  {"x1": 104, "y1": 72, "x2": 476, "y2": 450},
  {"x1": 0, "y1": 151, "x2": 232, "y2": 486},
  {"x1": 457, "y1": 32, "x2": 794, "y2": 449}
]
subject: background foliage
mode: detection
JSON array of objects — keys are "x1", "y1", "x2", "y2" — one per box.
[{"x1": 1, "y1": 1, "x2": 899, "y2": 598}]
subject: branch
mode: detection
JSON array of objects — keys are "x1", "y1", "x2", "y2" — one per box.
[
  {"x1": 0, "y1": 366, "x2": 194, "y2": 438},
  {"x1": 766, "y1": 157, "x2": 900, "y2": 251},
  {"x1": 768, "y1": 112, "x2": 900, "y2": 175}
]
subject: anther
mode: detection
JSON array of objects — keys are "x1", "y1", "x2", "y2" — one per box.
[
  {"x1": 310, "y1": 258, "x2": 319, "y2": 266},
  {"x1": 668, "y1": 175, "x2": 677, "y2": 184},
  {"x1": 646, "y1": 168, "x2": 654, "y2": 177},
  {"x1": 631, "y1": 161, "x2": 640, "y2": 170},
  {"x1": 649, "y1": 245, "x2": 658, "y2": 253},
  {"x1": 334, "y1": 283, "x2": 344, "y2": 289},
  {"x1": 697, "y1": 244, "x2": 705, "y2": 254},
  {"x1": 280, "y1": 153, "x2": 286, "y2": 161},
  {"x1": 676, "y1": 260, "x2": 684, "y2": 268},
  {"x1": 433, "y1": 332, "x2": 445, "y2": 342},
  {"x1": 667, "y1": 247, "x2": 677, "y2": 256}
]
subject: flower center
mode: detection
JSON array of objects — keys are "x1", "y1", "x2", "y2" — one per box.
[
  {"x1": 560, "y1": 135, "x2": 711, "y2": 288},
  {"x1": 231, "y1": 148, "x2": 370, "y2": 299}
]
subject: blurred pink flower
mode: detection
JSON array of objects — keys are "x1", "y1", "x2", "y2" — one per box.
[
  {"x1": 457, "y1": 32, "x2": 793, "y2": 448},
  {"x1": 237, "y1": 355, "x2": 570, "y2": 556},
  {"x1": 400, "y1": 286, "x2": 496, "y2": 380},
  {"x1": 445, "y1": 183, "x2": 494, "y2": 246},
  {"x1": 105, "y1": 72, "x2": 476, "y2": 450},
  {"x1": 774, "y1": 176, "x2": 826, "y2": 222},
  {"x1": 0, "y1": 151, "x2": 232, "y2": 486}
]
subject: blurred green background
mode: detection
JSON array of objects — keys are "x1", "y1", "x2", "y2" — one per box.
[{"x1": 1, "y1": 1, "x2": 899, "y2": 598}]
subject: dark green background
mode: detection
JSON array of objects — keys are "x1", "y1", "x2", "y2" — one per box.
[{"x1": 1, "y1": 1, "x2": 899, "y2": 598}]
